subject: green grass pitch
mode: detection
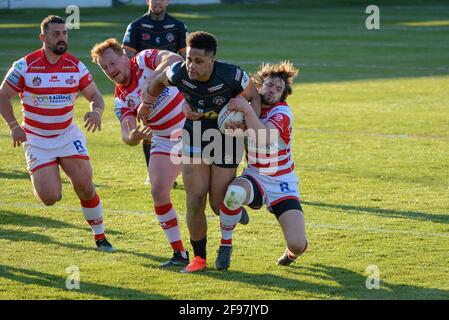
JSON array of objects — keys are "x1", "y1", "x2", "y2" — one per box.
[{"x1": 0, "y1": 1, "x2": 448, "y2": 299}]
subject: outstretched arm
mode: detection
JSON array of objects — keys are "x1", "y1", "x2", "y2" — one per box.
[{"x1": 120, "y1": 115, "x2": 152, "y2": 146}]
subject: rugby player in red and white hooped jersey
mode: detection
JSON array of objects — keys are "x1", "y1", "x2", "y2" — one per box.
[
  {"x1": 214, "y1": 61, "x2": 308, "y2": 270},
  {"x1": 0, "y1": 16, "x2": 114, "y2": 252},
  {"x1": 91, "y1": 38, "x2": 190, "y2": 267}
]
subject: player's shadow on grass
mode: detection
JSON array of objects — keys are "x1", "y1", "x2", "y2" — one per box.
[
  {"x1": 202, "y1": 264, "x2": 449, "y2": 299},
  {"x1": 0, "y1": 209, "x2": 122, "y2": 235},
  {"x1": 0, "y1": 227, "x2": 163, "y2": 263},
  {"x1": 302, "y1": 201, "x2": 449, "y2": 225},
  {"x1": 0, "y1": 210, "x2": 158, "y2": 262},
  {"x1": 0, "y1": 228, "x2": 109, "y2": 253},
  {"x1": 0, "y1": 264, "x2": 170, "y2": 299},
  {"x1": 0, "y1": 170, "x2": 30, "y2": 180},
  {"x1": 0, "y1": 210, "x2": 84, "y2": 229}
]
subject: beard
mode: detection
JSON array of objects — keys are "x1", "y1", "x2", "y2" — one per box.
[
  {"x1": 261, "y1": 94, "x2": 277, "y2": 106},
  {"x1": 51, "y1": 42, "x2": 67, "y2": 55}
]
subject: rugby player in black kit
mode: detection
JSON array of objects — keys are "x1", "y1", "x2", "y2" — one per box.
[
  {"x1": 138, "y1": 31, "x2": 261, "y2": 273},
  {"x1": 123, "y1": 0, "x2": 187, "y2": 58}
]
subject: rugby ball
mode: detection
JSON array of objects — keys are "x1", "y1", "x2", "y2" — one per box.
[{"x1": 217, "y1": 103, "x2": 244, "y2": 134}]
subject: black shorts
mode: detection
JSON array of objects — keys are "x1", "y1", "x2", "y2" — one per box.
[{"x1": 182, "y1": 120, "x2": 244, "y2": 168}]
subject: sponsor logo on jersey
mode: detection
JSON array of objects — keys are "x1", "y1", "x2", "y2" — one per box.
[
  {"x1": 62, "y1": 65, "x2": 76, "y2": 70},
  {"x1": 7, "y1": 70, "x2": 21, "y2": 86},
  {"x1": 198, "y1": 100, "x2": 205, "y2": 108},
  {"x1": 32, "y1": 94, "x2": 73, "y2": 106},
  {"x1": 65, "y1": 75, "x2": 76, "y2": 85},
  {"x1": 213, "y1": 96, "x2": 226, "y2": 106},
  {"x1": 154, "y1": 87, "x2": 171, "y2": 106},
  {"x1": 241, "y1": 71, "x2": 250, "y2": 89},
  {"x1": 49, "y1": 75, "x2": 60, "y2": 83},
  {"x1": 166, "y1": 32, "x2": 175, "y2": 43},
  {"x1": 202, "y1": 110, "x2": 219, "y2": 119},
  {"x1": 30, "y1": 66, "x2": 46, "y2": 71},
  {"x1": 127, "y1": 99, "x2": 136, "y2": 109},
  {"x1": 163, "y1": 24, "x2": 175, "y2": 29},
  {"x1": 32, "y1": 76, "x2": 42, "y2": 87},
  {"x1": 208, "y1": 83, "x2": 224, "y2": 93},
  {"x1": 15, "y1": 61, "x2": 24, "y2": 70},
  {"x1": 234, "y1": 68, "x2": 242, "y2": 81},
  {"x1": 142, "y1": 33, "x2": 151, "y2": 41},
  {"x1": 182, "y1": 79, "x2": 197, "y2": 89},
  {"x1": 141, "y1": 24, "x2": 154, "y2": 29},
  {"x1": 155, "y1": 37, "x2": 161, "y2": 45},
  {"x1": 274, "y1": 114, "x2": 284, "y2": 123}
]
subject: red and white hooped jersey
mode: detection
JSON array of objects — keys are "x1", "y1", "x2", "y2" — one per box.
[
  {"x1": 114, "y1": 49, "x2": 185, "y2": 138},
  {"x1": 245, "y1": 102, "x2": 295, "y2": 177},
  {"x1": 4, "y1": 49, "x2": 93, "y2": 138}
]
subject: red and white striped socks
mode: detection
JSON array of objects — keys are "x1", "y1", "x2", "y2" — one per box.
[
  {"x1": 80, "y1": 193, "x2": 105, "y2": 241},
  {"x1": 155, "y1": 203, "x2": 187, "y2": 258},
  {"x1": 219, "y1": 202, "x2": 242, "y2": 246}
]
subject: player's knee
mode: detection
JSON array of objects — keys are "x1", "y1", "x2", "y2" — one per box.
[
  {"x1": 187, "y1": 193, "x2": 206, "y2": 212},
  {"x1": 288, "y1": 238, "x2": 308, "y2": 256},
  {"x1": 39, "y1": 193, "x2": 62, "y2": 206},
  {"x1": 75, "y1": 181, "x2": 95, "y2": 200},
  {"x1": 151, "y1": 184, "x2": 170, "y2": 203},
  {"x1": 210, "y1": 201, "x2": 220, "y2": 216},
  {"x1": 223, "y1": 184, "x2": 247, "y2": 211}
]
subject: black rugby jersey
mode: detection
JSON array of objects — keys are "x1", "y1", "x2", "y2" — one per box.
[
  {"x1": 123, "y1": 13, "x2": 187, "y2": 54},
  {"x1": 167, "y1": 60, "x2": 251, "y2": 128}
]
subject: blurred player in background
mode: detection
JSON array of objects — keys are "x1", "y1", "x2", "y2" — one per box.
[
  {"x1": 214, "y1": 61, "x2": 308, "y2": 270},
  {"x1": 139, "y1": 31, "x2": 261, "y2": 273},
  {"x1": 123, "y1": 0, "x2": 188, "y2": 184},
  {"x1": 0, "y1": 16, "x2": 114, "y2": 252},
  {"x1": 91, "y1": 38, "x2": 189, "y2": 267}
]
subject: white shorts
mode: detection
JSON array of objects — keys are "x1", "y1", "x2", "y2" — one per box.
[
  {"x1": 23, "y1": 124, "x2": 89, "y2": 174},
  {"x1": 150, "y1": 133, "x2": 182, "y2": 158},
  {"x1": 241, "y1": 168, "x2": 300, "y2": 208}
]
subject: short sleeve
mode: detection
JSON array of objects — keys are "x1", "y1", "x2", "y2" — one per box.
[
  {"x1": 167, "y1": 61, "x2": 183, "y2": 86},
  {"x1": 78, "y1": 61, "x2": 93, "y2": 91},
  {"x1": 123, "y1": 22, "x2": 138, "y2": 51},
  {"x1": 4, "y1": 59, "x2": 26, "y2": 92},
  {"x1": 178, "y1": 23, "x2": 187, "y2": 52},
  {"x1": 230, "y1": 66, "x2": 251, "y2": 96},
  {"x1": 142, "y1": 49, "x2": 159, "y2": 70},
  {"x1": 268, "y1": 112, "x2": 291, "y2": 143},
  {"x1": 114, "y1": 97, "x2": 136, "y2": 122}
]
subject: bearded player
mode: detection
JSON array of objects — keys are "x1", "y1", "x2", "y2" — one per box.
[{"x1": 0, "y1": 16, "x2": 114, "y2": 252}]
